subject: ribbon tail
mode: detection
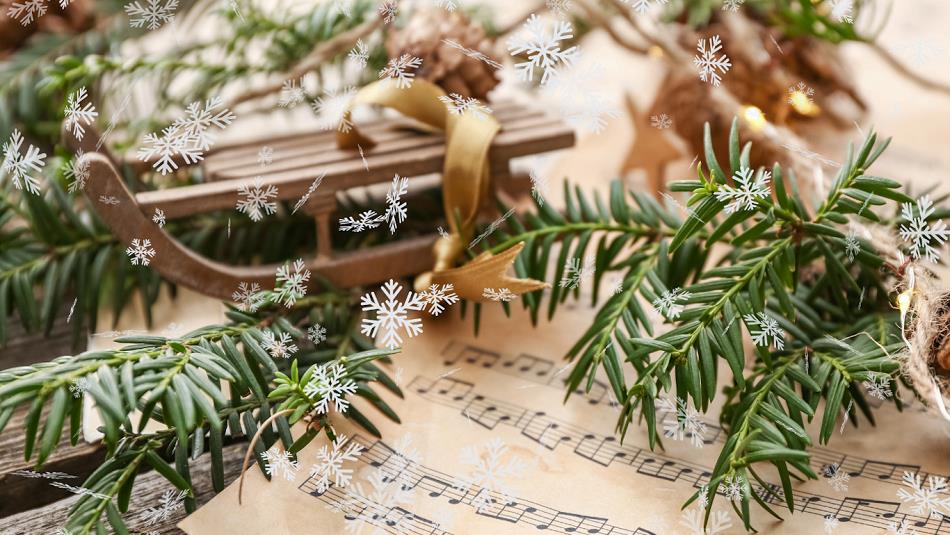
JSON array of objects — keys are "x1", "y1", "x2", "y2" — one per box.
[{"x1": 429, "y1": 242, "x2": 548, "y2": 302}]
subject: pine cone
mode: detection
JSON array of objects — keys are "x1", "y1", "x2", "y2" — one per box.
[{"x1": 385, "y1": 9, "x2": 500, "y2": 101}]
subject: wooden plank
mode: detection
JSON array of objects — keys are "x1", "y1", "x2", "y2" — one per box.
[
  {"x1": 136, "y1": 118, "x2": 574, "y2": 219},
  {"x1": 0, "y1": 443, "x2": 247, "y2": 534},
  {"x1": 0, "y1": 313, "x2": 80, "y2": 370}
]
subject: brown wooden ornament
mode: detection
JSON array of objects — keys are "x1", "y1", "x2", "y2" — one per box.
[{"x1": 619, "y1": 92, "x2": 687, "y2": 197}]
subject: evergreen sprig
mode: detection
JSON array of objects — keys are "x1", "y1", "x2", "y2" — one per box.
[
  {"x1": 0, "y1": 290, "x2": 400, "y2": 534},
  {"x1": 478, "y1": 118, "x2": 927, "y2": 530}
]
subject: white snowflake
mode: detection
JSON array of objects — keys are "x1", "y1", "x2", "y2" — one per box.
[
  {"x1": 99, "y1": 195, "x2": 119, "y2": 205},
  {"x1": 506, "y1": 14, "x2": 579, "y2": 86},
  {"x1": 311, "y1": 86, "x2": 357, "y2": 133},
  {"x1": 418, "y1": 283, "x2": 459, "y2": 316},
  {"x1": 383, "y1": 174, "x2": 409, "y2": 234},
  {"x1": 624, "y1": 0, "x2": 669, "y2": 14},
  {"x1": 863, "y1": 372, "x2": 893, "y2": 400},
  {"x1": 529, "y1": 169, "x2": 548, "y2": 206},
  {"x1": 697, "y1": 485, "x2": 710, "y2": 509},
  {"x1": 64, "y1": 149, "x2": 89, "y2": 193},
  {"x1": 257, "y1": 146, "x2": 273, "y2": 167},
  {"x1": 435, "y1": 0, "x2": 458, "y2": 11},
  {"x1": 543, "y1": 61, "x2": 619, "y2": 135},
  {"x1": 679, "y1": 506, "x2": 731, "y2": 535},
  {"x1": 844, "y1": 232, "x2": 860, "y2": 262},
  {"x1": 546, "y1": 0, "x2": 572, "y2": 16},
  {"x1": 360, "y1": 279, "x2": 424, "y2": 349},
  {"x1": 63, "y1": 87, "x2": 98, "y2": 141},
  {"x1": 347, "y1": 39, "x2": 369, "y2": 69},
  {"x1": 721, "y1": 0, "x2": 743, "y2": 11},
  {"x1": 137, "y1": 125, "x2": 199, "y2": 175},
  {"x1": 897, "y1": 471, "x2": 950, "y2": 518},
  {"x1": 692, "y1": 35, "x2": 732, "y2": 87},
  {"x1": 2, "y1": 129, "x2": 46, "y2": 194},
  {"x1": 650, "y1": 113, "x2": 672, "y2": 129},
  {"x1": 275, "y1": 259, "x2": 310, "y2": 307},
  {"x1": 559, "y1": 256, "x2": 595, "y2": 289},
  {"x1": 262, "y1": 448, "x2": 300, "y2": 481},
  {"x1": 379, "y1": 55, "x2": 422, "y2": 89},
  {"x1": 333, "y1": 0, "x2": 353, "y2": 17},
  {"x1": 652, "y1": 287, "x2": 691, "y2": 320},
  {"x1": 658, "y1": 396, "x2": 706, "y2": 448},
  {"x1": 236, "y1": 177, "x2": 279, "y2": 222},
  {"x1": 278, "y1": 79, "x2": 306, "y2": 108},
  {"x1": 786, "y1": 81, "x2": 815, "y2": 106},
  {"x1": 152, "y1": 208, "x2": 166, "y2": 227},
  {"x1": 744, "y1": 312, "x2": 784, "y2": 350},
  {"x1": 438, "y1": 93, "x2": 492, "y2": 120},
  {"x1": 68, "y1": 377, "x2": 92, "y2": 398},
  {"x1": 310, "y1": 434, "x2": 363, "y2": 493},
  {"x1": 291, "y1": 173, "x2": 325, "y2": 214},
  {"x1": 377, "y1": 1, "x2": 398, "y2": 23},
  {"x1": 714, "y1": 167, "x2": 771, "y2": 213},
  {"x1": 823, "y1": 515, "x2": 839, "y2": 533},
  {"x1": 453, "y1": 438, "x2": 528, "y2": 513},
  {"x1": 6, "y1": 0, "x2": 48, "y2": 25},
  {"x1": 232, "y1": 282, "x2": 265, "y2": 312},
  {"x1": 829, "y1": 0, "x2": 854, "y2": 23},
  {"x1": 307, "y1": 323, "x2": 327, "y2": 345},
  {"x1": 304, "y1": 362, "x2": 358, "y2": 414},
  {"x1": 483, "y1": 287, "x2": 516, "y2": 302},
  {"x1": 337, "y1": 466, "x2": 414, "y2": 534},
  {"x1": 562, "y1": 92, "x2": 620, "y2": 134},
  {"x1": 888, "y1": 519, "x2": 919, "y2": 535},
  {"x1": 899, "y1": 195, "x2": 950, "y2": 264},
  {"x1": 339, "y1": 210, "x2": 385, "y2": 232},
  {"x1": 142, "y1": 489, "x2": 187, "y2": 526},
  {"x1": 261, "y1": 330, "x2": 298, "y2": 359},
  {"x1": 722, "y1": 474, "x2": 745, "y2": 502},
  {"x1": 171, "y1": 96, "x2": 235, "y2": 152},
  {"x1": 124, "y1": 0, "x2": 178, "y2": 30},
  {"x1": 823, "y1": 463, "x2": 850, "y2": 492},
  {"x1": 126, "y1": 238, "x2": 156, "y2": 266}
]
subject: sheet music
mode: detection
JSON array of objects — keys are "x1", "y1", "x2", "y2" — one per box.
[{"x1": 180, "y1": 303, "x2": 950, "y2": 535}]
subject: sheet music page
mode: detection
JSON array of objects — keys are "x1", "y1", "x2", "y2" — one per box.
[{"x1": 179, "y1": 298, "x2": 950, "y2": 535}]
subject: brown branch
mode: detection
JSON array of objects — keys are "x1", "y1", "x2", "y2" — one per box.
[
  {"x1": 225, "y1": 15, "x2": 384, "y2": 110},
  {"x1": 495, "y1": 0, "x2": 547, "y2": 36},
  {"x1": 866, "y1": 42, "x2": 950, "y2": 97},
  {"x1": 237, "y1": 408, "x2": 295, "y2": 505},
  {"x1": 573, "y1": 0, "x2": 649, "y2": 54}
]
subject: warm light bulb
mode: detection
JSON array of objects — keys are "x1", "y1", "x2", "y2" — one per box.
[
  {"x1": 788, "y1": 91, "x2": 820, "y2": 116},
  {"x1": 898, "y1": 291, "x2": 912, "y2": 316},
  {"x1": 742, "y1": 105, "x2": 766, "y2": 132},
  {"x1": 648, "y1": 45, "x2": 664, "y2": 58}
]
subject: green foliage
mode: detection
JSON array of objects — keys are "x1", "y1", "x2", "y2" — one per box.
[
  {"x1": 479, "y1": 118, "x2": 924, "y2": 530},
  {"x1": 0, "y1": 290, "x2": 399, "y2": 534}
]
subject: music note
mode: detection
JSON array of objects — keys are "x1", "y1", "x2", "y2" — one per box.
[
  {"x1": 443, "y1": 343, "x2": 500, "y2": 368},
  {"x1": 851, "y1": 460, "x2": 921, "y2": 481},
  {"x1": 834, "y1": 497, "x2": 901, "y2": 522},
  {"x1": 538, "y1": 512, "x2": 609, "y2": 533},
  {"x1": 503, "y1": 353, "x2": 555, "y2": 379}
]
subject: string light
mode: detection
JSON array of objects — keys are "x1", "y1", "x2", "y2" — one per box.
[
  {"x1": 788, "y1": 90, "x2": 820, "y2": 116},
  {"x1": 648, "y1": 45, "x2": 664, "y2": 58},
  {"x1": 741, "y1": 105, "x2": 766, "y2": 132}
]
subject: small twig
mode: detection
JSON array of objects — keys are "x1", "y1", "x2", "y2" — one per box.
[
  {"x1": 867, "y1": 42, "x2": 950, "y2": 97},
  {"x1": 237, "y1": 408, "x2": 295, "y2": 505},
  {"x1": 573, "y1": 0, "x2": 649, "y2": 55},
  {"x1": 495, "y1": 0, "x2": 547, "y2": 36}
]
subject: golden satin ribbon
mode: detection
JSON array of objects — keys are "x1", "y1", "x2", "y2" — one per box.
[{"x1": 336, "y1": 80, "x2": 547, "y2": 301}]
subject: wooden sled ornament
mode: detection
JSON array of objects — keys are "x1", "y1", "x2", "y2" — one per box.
[{"x1": 67, "y1": 100, "x2": 574, "y2": 300}]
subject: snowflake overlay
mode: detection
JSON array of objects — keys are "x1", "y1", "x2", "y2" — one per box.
[
  {"x1": 310, "y1": 434, "x2": 364, "y2": 493},
  {"x1": 438, "y1": 93, "x2": 492, "y2": 120},
  {"x1": 546, "y1": 0, "x2": 571, "y2": 17},
  {"x1": 262, "y1": 448, "x2": 300, "y2": 481},
  {"x1": 823, "y1": 463, "x2": 850, "y2": 492},
  {"x1": 336, "y1": 465, "x2": 415, "y2": 534},
  {"x1": 278, "y1": 79, "x2": 306, "y2": 108},
  {"x1": 658, "y1": 396, "x2": 706, "y2": 448},
  {"x1": 899, "y1": 195, "x2": 950, "y2": 264},
  {"x1": 311, "y1": 86, "x2": 356, "y2": 133},
  {"x1": 722, "y1": 0, "x2": 744, "y2": 12},
  {"x1": 650, "y1": 113, "x2": 672, "y2": 129},
  {"x1": 830, "y1": 0, "x2": 854, "y2": 23},
  {"x1": 384, "y1": 174, "x2": 409, "y2": 234},
  {"x1": 529, "y1": 169, "x2": 548, "y2": 206},
  {"x1": 2, "y1": 129, "x2": 47, "y2": 194},
  {"x1": 126, "y1": 238, "x2": 156, "y2": 266},
  {"x1": 888, "y1": 519, "x2": 919, "y2": 535},
  {"x1": 137, "y1": 97, "x2": 234, "y2": 175},
  {"x1": 722, "y1": 474, "x2": 745, "y2": 502},
  {"x1": 787, "y1": 81, "x2": 815, "y2": 106},
  {"x1": 625, "y1": 0, "x2": 669, "y2": 14},
  {"x1": 419, "y1": 283, "x2": 459, "y2": 316},
  {"x1": 152, "y1": 208, "x2": 166, "y2": 227},
  {"x1": 348, "y1": 39, "x2": 369, "y2": 69},
  {"x1": 275, "y1": 259, "x2": 310, "y2": 307},
  {"x1": 172, "y1": 96, "x2": 236, "y2": 151},
  {"x1": 453, "y1": 438, "x2": 528, "y2": 513},
  {"x1": 142, "y1": 489, "x2": 187, "y2": 526},
  {"x1": 560, "y1": 256, "x2": 595, "y2": 289},
  {"x1": 824, "y1": 514, "x2": 840, "y2": 533},
  {"x1": 377, "y1": 1, "x2": 398, "y2": 23},
  {"x1": 543, "y1": 61, "x2": 619, "y2": 134},
  {"x1": 483, "y1": 288, "x2": 516, "y2": 302},
  {"x1": 506, "y1": 14, "x2": 579, "y2": 86},
  {"x1": 236, "y1": 177, "x2": 279, "y2": 221},
  {"x1": 652, "y1": 287, "x2": 691, "y2": 320},
  {"x1": 897, "y1": 471, "x2": 950, "y2": 518},
  {"x1": 693, "y1": 35, "x2": 732, "y2": 87},
  {"x1": 360, "y1": 279, "x2": 424, "y2": 349},
  {"x1": 65, "y1": 149, "x2": 89, "y2": 193},
  {"x1": 845, "y1": 232, "x2": 860, "y2": 262},
  {"x1": 64, "y1": 87, "x2": 98, "y2": 141},
  {"x1": 679, "y1": 506, "x2": 732, "y2": 535},
  {"x1": 863, "y1": 372, "x2": 893, "y2": 400},
  {"x1": 744, "y1": 312, "x2": 784, "y2": 350},
  {"x1": 714, "y1": 167, "x2": 771, "y2": 214},
  {"x1": 435, "y1": 0, "x2": 458, "y2": 11},
  {"x1": 124, "y1": 0, "x2": 178, "y2": 30},
  {"x1": 69, "y1": 377, "x2": 92, "y2": 398},
  {"x1": 232, "y1": 282, "x2": 265, "y2": 312},
  {"x1": 7, "y1": 0, "x2": 48, "y2": 25},
  {"x1": 137, "y1": 126, "x2": 198, "y2": 175},
  {"x1": 304, "y1": 362, "x2": 358, "y2": 414},
  {"x1": 308, "y1": 324, "x2": 327, "y2": 345},
  {"x1": 257, "y1": 146, "x2": 273, "y2": 167},
  {"x1": 340, "y1": 210, "x2": 385, "y2": 232},
  {"x1": 379, "y1": 54, "x2": 422, "y2": 89},
  {"x1": 261, "y1": 330, "x2": 299, "y2": 359}
]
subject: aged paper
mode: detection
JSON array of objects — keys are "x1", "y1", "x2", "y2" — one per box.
[{"x1": 179, "y1": 298, "x2": 950, "y2": 535}]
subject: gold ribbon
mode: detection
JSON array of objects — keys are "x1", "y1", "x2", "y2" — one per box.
[{"x1": 336, "y1": 80, "x2": 547, "y2": 301}]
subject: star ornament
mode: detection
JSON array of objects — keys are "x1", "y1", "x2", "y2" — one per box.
[{"x1": 426, "y1": 242, "x2": 548, "y2": 302}]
